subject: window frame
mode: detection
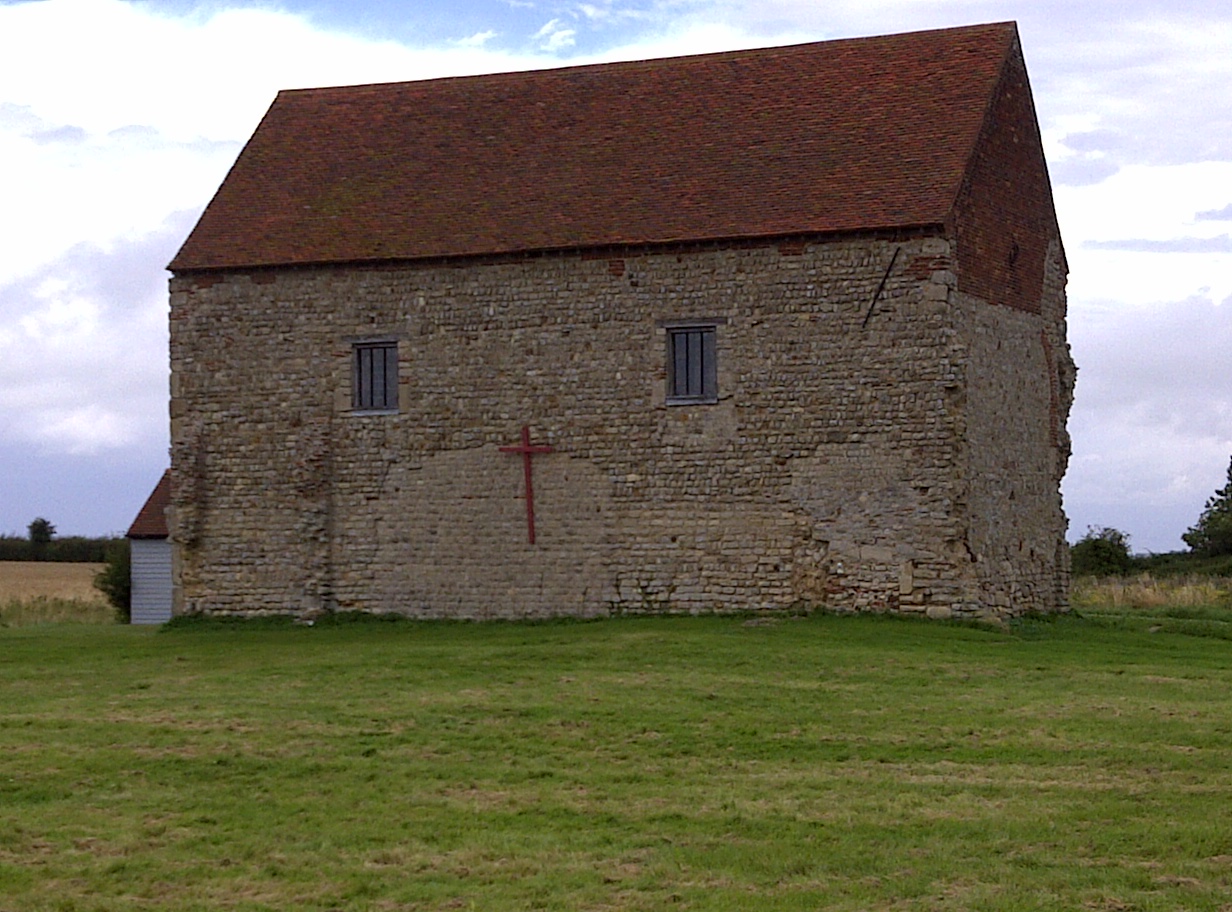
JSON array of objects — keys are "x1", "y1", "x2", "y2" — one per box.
[
  {"x1": 663, "y1": 319, "x2": 721, "y2": 405},
  {"x1": 351, "y1": 339, "x2": 400, "y2": 413}
]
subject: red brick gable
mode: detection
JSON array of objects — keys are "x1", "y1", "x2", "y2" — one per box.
[
  {"x1": 127, "y1": 470, "x2": 171, "y2": 539},
  {"x1": 170, "y1": 22, "x2": 1026, "y2": 272},
  {"x1": 951, "y1": 36, "x2": 1064, "y2": 313}
]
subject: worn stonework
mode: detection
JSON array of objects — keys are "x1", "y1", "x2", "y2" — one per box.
[
  {"x1": 169, "y1": 232, "x2": 1073, "y2": 620},
  {"x1": 165, "y1": 26, "x2": 1074, "y2": 622}
]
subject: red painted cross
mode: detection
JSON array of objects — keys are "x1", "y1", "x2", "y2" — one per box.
[{"x1": 500, "y1": 425, "x2": 554, "y2": 545}]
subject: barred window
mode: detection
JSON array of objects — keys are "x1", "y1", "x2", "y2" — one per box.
[
  {"x1": 353, "y1": 341, "x2": 399, "y2": 411},
  {"x1": 667, "y1": 325, "x2": 717, "y2": 404}
]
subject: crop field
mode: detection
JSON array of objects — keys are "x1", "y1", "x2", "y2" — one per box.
[
  {"x1": 3, "y1": 607, "x2": 1232, "y2": 911},
  {"x1": 0, "y1": 560, "x2": 103, "y2": 601},
  {"x1": 0, "y1": 560, "x2": 112, "y2": 626}
]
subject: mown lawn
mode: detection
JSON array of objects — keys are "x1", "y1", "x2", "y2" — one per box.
[{"x1": 2, "y1": 611, "x2": 1231, "y2": 911}]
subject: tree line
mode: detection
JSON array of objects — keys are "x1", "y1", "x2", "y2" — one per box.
[
  {"x1": 1073, "y1": 456, "x2": 1232, "y2": 576},
  {"x1": 0, "y1": 518, "x2": 123, "y2": 562}
]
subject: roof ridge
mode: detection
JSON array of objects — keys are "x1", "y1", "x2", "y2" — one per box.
[
  {"x1": 170, "y1": 21, "x2": 1029, "y2": 272},
  {"x1": 278, "y1": 21, "x2": 1020, "y2": 98}
]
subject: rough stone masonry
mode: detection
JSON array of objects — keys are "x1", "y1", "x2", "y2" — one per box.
[{"x1": 166, "y1": 23, "x2": 1075, "y2": 622}]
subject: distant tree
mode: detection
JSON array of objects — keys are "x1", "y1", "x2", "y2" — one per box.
[
  {"x1": 27, "y1": 517, "x2": 56, "y2": 560},
  {"x1": 1183, "y1": 457, "x2": 1232, "y2": 557},
  {"x1": 28, "y1": 517, "x2": 55, "y2": 545},
  {"x1": 93, "y1": 540, "x2": 131, "y2": 623},
  {"x1": 1071, "y1": 526, "x2": 1133, "y2": 576}
]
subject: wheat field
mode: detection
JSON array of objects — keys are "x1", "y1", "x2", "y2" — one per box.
[{"x1": 0, "y1": 561, "x2": 113, "y2": 625}]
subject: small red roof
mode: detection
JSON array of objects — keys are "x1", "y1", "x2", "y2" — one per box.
[
  {"x1": 170, "y1": 22, "x2": 1021, "y2": 272},
  {"x1": 127, "y1": 471, "x2": 170, "y2": 539}
]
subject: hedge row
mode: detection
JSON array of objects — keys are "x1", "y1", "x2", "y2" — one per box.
[{"x1": 0, "y1": 536, "x2": 125, "y2": 563}]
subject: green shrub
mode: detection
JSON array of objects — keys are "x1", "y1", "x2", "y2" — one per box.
[
  {"x1": 93, "y1": 540, "x2": 131, "y2": 623},
  {"x1": 1070, "y1": 526, "x2": 1133, "y2": 576}
]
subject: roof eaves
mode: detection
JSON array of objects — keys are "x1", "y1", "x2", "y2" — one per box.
[{"x1": 168, "y1": 223, "x2": 953, "y2": 277}]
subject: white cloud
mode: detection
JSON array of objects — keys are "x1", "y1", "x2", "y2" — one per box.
[
  {"x1": 1052, "y1": 157, "x2": 1232, "y2": 549},
  {"x1": 534, "y1": 17, "x2": 577, "y2": 50},
  {"x1": 579, "y1": 4, "x2": 610, "y2": 20},
  {"x1": 1196, "y1": 203, "x2": 1232, "y2": 221},
  {"x1": 574, "y1": 1, "x2": 655, "y2": 26},
  {"x1": 586, "y1": 19, "x2": 802, "y2": 62},
  {"x1": 0, "y1": 215, "x2": 190, "y2": 456},
  {"x1": 0, "y1": 0, "x2": 563, "y2": 144},
  {"x1": 0, "y1": 0, "x2": 571, "y2": 285},
  {"x1": 0, "y1": 0, "x2": 572, "y2": 474},
  {"x1": 455, "y1": 29, "x2": 499, "y2": 47},
  {"x1": 1064, "y1": 290, "x2": 1232, "y2": 551},
  {"x1": 0, "y1": 104, "x2": 238, "y2": 285},
  {"x1": 1055, "y1": 162, "x2": 1232, "y2": 308}
]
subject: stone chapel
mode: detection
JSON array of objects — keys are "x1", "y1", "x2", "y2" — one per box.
[{"x1": 166, "y1": 21, "x2": 1075, "y2": 621}]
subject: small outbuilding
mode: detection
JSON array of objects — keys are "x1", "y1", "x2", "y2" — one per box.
[{"x1": 127, "y1": 471, "x2": 173, "y2": 625}]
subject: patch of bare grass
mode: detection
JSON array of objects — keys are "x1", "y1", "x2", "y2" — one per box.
[{"x1": 3, "y1": 615, "x2": 1232, "y2": 910}]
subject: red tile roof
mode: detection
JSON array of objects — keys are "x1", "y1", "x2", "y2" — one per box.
[
  {"x1": 127, "y1": 471, "x2": 170, "y2": 539},
  {"x1": 170, "y1": 22, "x2": 1020, "y2": 272}
]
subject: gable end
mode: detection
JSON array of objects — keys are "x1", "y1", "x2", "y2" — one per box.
[
  {"x1": 128, "y1": 470, "x2": 171, "y2": 539},
  {"x1": 951, "y1": 37, "x2": 1063, "y2": 314}
]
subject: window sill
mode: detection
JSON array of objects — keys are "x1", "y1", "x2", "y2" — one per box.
[
  {"x1": 665, "y1": 396, "x2": 720, "y2": 407},
  {"x1": 348, "y1": 408, "x2": 399, "y2": 416}
]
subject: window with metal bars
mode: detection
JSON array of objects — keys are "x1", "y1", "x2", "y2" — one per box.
[
  {"x1": 666, "y1": 325, "x2": 717, "y2": 404},
  {"x1": 352, "y1": 341, "x2": 399, "y2": 411}
]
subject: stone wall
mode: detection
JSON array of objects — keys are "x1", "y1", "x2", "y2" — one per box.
[
  {"x1": 960, "y1": 238, "x2": 1074, "y2": 618},
  {"x1": 169, "y1": 231, "x2": 1070, "y2": 620}
]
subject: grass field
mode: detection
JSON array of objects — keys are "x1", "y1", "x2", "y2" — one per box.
[
  {"x1": 0, "y1": 560, "x2": 112, "y2": 627},
  {"x1": 1073, "y1": 573, "x2": 1232, "y2": 616},
  {"x1": 3, "y1": 609, "x2": 1232, "y2": 911}
]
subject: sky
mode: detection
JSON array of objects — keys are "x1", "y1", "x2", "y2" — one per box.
[{"x1": 0, "y1": 0, "x2": 1230, "y2": 553}]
